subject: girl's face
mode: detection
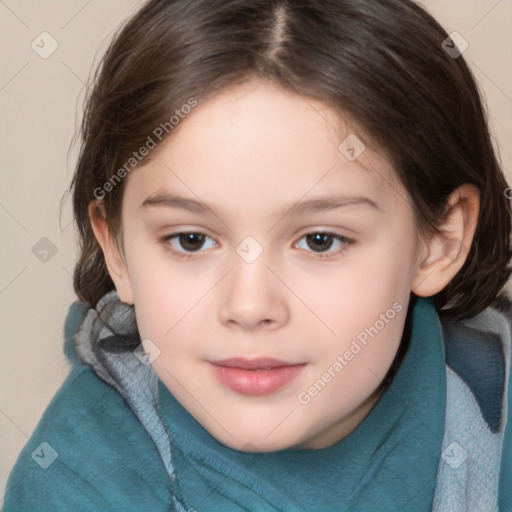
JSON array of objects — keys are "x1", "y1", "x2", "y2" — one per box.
[{"x1": 117, "y1": 80, "x2": 426, "y2": 451}]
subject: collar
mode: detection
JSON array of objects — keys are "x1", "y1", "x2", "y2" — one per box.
[{"x1": 157, "y1": 295, "x2": 446, "y2": 511}]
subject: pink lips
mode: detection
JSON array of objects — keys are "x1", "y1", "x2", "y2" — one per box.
[{"x1": 209, "y1": 358, "x2": 306, "y2": 396}]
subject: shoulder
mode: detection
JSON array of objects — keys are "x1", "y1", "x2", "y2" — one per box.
[
  {"x1": 440, "y1": 294, "x2": 512, "y2": 433},
  {"x1": 3, "y1": 362, "x2": 172, "y2": 512},
  {"x1": 435, "y1": 293, "x2": 512, "y2": 511}
]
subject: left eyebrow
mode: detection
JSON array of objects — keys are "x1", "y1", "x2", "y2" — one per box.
[
  {"x1": 281, "y1": 196, "x2": 380, "y2": 217},
  {"x1": 140, "y1": 192, "x2": 381, "y2": 217}
]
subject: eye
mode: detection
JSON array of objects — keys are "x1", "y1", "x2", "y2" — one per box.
[
  {"x1": 160, "y1": 232, "x2": 217, "y2": 258},
  {"x1": 295, "y1": 231, "x2": 353, "y2": 258}
]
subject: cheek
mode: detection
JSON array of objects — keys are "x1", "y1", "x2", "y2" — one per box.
[
  {"x1": 297, "y1": 245, "x2": 410, "y2": 339},
  {"x1": 293, "y1": 241, "x2": 412, "y2": 385},
  {"x1": 122, "y1": 240, "x2": 198, "y2": 338},
  {"x1": 134, "y1": 278, "x2": 200, "y2": 343}
]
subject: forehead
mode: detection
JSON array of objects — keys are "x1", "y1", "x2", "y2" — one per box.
[{"x1": 125, "y1": 80, "x2": 409, "y2": 216}]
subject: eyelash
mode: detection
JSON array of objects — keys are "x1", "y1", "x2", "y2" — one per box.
[{"x1": 158, "y1": 231, "x2": 354, "y2": 261}]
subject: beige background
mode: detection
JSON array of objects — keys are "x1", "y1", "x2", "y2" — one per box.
[{"x1": 1, "y1": 0, "x2": 511, "y2": 504}]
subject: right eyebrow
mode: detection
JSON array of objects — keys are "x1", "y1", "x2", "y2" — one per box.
[{"x1": 141, "y1": 193, "x2": 212, "y2": 214}]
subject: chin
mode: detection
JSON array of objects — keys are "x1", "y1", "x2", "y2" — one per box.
[
  {"x1": 221, "y1": 435, "x2": 292, "y2": 453},
  {"x1": 211, "y1": 419, "x2": 314, "y2": 453}
]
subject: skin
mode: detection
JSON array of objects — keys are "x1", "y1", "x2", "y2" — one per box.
[{"x1": 90, "y1": 79, "x2": 480, "y2": 452}]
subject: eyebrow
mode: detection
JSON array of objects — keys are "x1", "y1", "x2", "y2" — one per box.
[{"x1": 140, "y1": 192, "x2": 380, "y2": 217}]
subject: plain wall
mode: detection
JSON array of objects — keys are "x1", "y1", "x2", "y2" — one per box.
[{"x1": 1, "y1": 0, "x2": 511, "y2": 504}]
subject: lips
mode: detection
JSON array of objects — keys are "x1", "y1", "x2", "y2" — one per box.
[
  {"x1": 211, "y1": 358, "x2": 298, "y2": 370},
  {"x1": 209, "y1": 358, "x2": 306, "y2": 396}
]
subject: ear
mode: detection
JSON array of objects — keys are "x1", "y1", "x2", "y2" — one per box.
[
  {"x1": 411, "y1": 184, "x2": 480, "y2": 297},
  {"x1": 88, "y1": 200, "x2": 134, "y2": 304}
]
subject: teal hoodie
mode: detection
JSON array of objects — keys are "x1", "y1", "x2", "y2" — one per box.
[{"x1": 3, "y1": 292, "x2": 512, "y2": 511}]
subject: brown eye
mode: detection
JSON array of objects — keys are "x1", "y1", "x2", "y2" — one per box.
[
  {"x1": 160, "y1": 232, "x2": 217, "y2": 257},
  {"x1": 178, "y1": 233, "x2": 205, "y2": 251},
  {"x1": 295, "y1": 231, "x2": 353, "y2": 258},
  {"x1": 305, "y1": 233, "x2": 334, "y2": 252}
]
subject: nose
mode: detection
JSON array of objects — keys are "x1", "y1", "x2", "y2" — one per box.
[{"x1": 218, "y1": 254, "x2": 290, "y2": 331}]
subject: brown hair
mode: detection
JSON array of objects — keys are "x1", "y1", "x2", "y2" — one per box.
[{"x1": 64, "y1": 0, "x2": 512, "y2": 320}]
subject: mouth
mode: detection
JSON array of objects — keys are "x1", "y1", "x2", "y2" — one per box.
[{"x1": 209, "y1": 358, "x2": 306, "y2": 396}]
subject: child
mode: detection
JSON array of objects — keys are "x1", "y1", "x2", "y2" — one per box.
[{"x1": 4, "y1": 0, "x2": 512, "y2": 510}]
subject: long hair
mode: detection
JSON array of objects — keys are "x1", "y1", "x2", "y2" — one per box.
[{"x1": 65, "y1": 0, "x2": 512, "y2": 319}]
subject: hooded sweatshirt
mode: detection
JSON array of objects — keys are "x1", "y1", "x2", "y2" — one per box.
[{"x1": 3, "y1": 292, "x2": 512, "y2": 511}]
